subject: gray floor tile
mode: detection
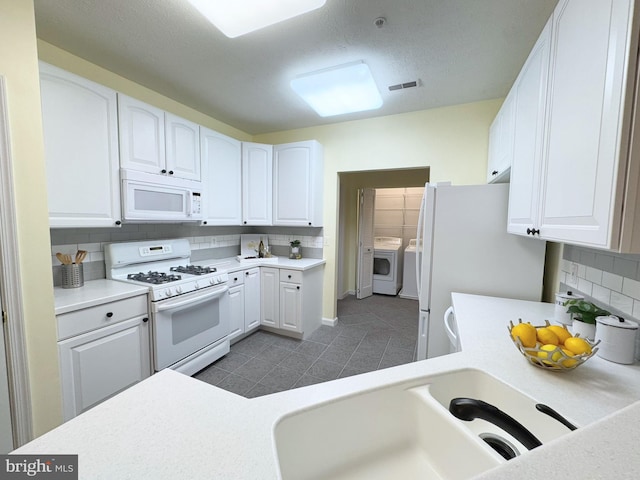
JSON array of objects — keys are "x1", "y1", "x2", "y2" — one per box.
[
  {"x1": 307, "y1": 359, "x2": 344, "y2": 380},
  {"x1": 293, "y1": 374, "x2": 325, "y2": 388},
  {"x1": 338, "y1": 313, "x2": 376, "y2": 326},
  {"x1": 279, "y1": 351, "x2": 317, "y2": 374},
  {"x1": 269, "y1": 335, "x2": 303, "y2": 350},
  {"x1": 319, "y1": 345, "x2": 354, "y2": 366},
  {"x1": 213, "y1": 351, "x2": 251, "y2": 372},
  {"x1": 339, "y1": 325, "x2": 369, "y2": 340},
  {"x1": 306, "y1": 325, "x2": 341, "y2": 344},
  {"x1": 388, "y1": 334, "x2": 417, "y2": 351},
  {"x1": 233, "y1": 358, "x2": 275, "y2": 382},
  {"x1": 193, "y1": 366, "x2": 229, "y2": 385},
  {"x1": 259, "y1": 365, "x2": 302, "y2": 390},
  {"x1": 230, "y1": 336, "x2": 271, "y2": 357},
  {"x1": 216, "y1": 374, "x2": 256, "y2": 396},
  {"x1": 344, "y1": 352, "x2": 381, "y2": 375},
  {"x1": 354, "y1": 341, "x2": 387, "y2": 359},
  {"x1": 379, "y1": 348, "x2": 415, "y2": 369},
  {"x1": 255, "y1": 344, "x2": 292, "y2": 364},
  {"x1": 329, "y1": 335, "x2": 361, "y2": 351},
  {"x1": 295, "y1": 340, "x2": 328, "y2": 358},
  {"x1": 245, "y1": 383, "x2": 283, "y2": 398}
]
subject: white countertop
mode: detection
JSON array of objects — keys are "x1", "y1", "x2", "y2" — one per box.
[
  {"x1": 21, "y1": 293, "x2": 640, "y2": 478},
  {"x1": 54, "y1": 280, "x2": 149, "y2": 315},
  {"x1": 198, "y1": 256, "x2": 326, "y2": 273}
]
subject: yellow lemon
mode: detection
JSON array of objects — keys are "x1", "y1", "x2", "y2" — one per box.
[
  {"x1": 547, "y1": 325, "x2": 572, "y2": 345},
  {"x1": 511, "y1": 322, "x2": 537, "y2": 348},
  {"x1": 564, "y1": 337, "x2": 592, "y2": 355},
  {"x1": 536, "y1": 327, "x2": 559, "y2": 346},
  {"x1": 537, "y1": 344, "x2": 560, "y2": 364},
  {"x1": 559, "y1": 348, "x2": 578, "y2": 368}
]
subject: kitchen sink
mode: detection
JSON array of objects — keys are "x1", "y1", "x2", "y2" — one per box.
[
  {"x1": 424, "y1": 369, "x2": 576, "y2": 452},
  {"x1": 273, "y1": 368, "x2": 576, "y2": 480}
]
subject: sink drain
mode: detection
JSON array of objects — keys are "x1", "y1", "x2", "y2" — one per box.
[{"x1": 479, "y1": 433, "x2": 520, "y2": 460}]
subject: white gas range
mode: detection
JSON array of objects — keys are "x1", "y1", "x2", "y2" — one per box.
[{"x1": 105, "y1": 239, "x2": 230, "y2": 376}]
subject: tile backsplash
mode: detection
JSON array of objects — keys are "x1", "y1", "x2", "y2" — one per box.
[
  {"x1": 51, "y1": 224, "x2": 323, "y2": 286},
  {"x1": 560, "y1": 244, "x2": 640, "y2": 321}
]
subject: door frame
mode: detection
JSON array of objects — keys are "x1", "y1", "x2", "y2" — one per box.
[{"x1": 0, "y1": 75, "x2": 33, "y2": 448}]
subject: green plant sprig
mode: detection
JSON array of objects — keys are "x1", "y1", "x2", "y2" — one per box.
[{"x1": 565, "y1": 299, "x2": 610, "y2": 325}]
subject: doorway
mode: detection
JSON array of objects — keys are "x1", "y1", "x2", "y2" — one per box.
[{"x1": 337, "y1": 168, "x2": 429, "y2": 302}]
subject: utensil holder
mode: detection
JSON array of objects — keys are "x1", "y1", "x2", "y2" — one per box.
[{"x1": 61, "y1": 263, "x2": 84, "y2": 288}]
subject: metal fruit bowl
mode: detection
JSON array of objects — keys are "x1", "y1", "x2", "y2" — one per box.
[{"x1": 508, "y1": 319, "x2": 600, "y2": 372}]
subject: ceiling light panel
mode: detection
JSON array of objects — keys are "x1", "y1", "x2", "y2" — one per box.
[
  {"x1": 291, "y1": 61, "x2": 383, "y2": 117},
  {"x1": 186, "y1": 0, "x2": 326, "y2": 38}
]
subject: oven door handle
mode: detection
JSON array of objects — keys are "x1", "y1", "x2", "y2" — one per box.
[{"x1": 153, "y1": 285, "x2": 229, "y2": 313}]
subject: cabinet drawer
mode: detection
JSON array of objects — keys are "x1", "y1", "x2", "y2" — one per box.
[
  {"x1": 57, "y1": 294, "x2": 148, "y2": 340},
  {"x1": 279, "y1": 269, "x2": 302, "y2": 283},
  {"x1": 228, "y1": 271, "x2": 245, "y2": 287}
]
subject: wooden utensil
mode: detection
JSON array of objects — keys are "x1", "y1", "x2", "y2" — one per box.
[
  {"x1": 63, "y1": 254, "x2": 73, "y2": 265},
  {"x1": 56, "y1": 252, "x2": 70, "y2": 265},
  {"x1": 75, "y1": 250, "x2": 87, "y2": 264}
]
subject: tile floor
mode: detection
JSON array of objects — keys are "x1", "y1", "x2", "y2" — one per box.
[{"x1": 192, "y1": 294, "x2": 419, "y2": 398}]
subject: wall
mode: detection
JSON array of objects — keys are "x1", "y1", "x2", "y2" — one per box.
[
  {"x1": 0, "y1": 0, "x2": 61, "y2": 436},
  {"x1": 256, "y1": 99, "x2": 501, "y2": 317}
]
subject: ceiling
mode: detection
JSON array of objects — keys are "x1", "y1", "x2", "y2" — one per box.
[{"x1": 33, "y1": 0, "x2": 558, "y2": 136}]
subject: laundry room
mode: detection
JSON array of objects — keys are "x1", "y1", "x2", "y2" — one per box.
[{"x1": 372, "y1": 187, "x2": 424, "y2": 299}]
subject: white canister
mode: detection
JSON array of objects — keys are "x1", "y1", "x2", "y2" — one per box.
[
  {"x1": 554, "y1": 291, "x2": 584, "y2": 326},
  {"x1": 594, "y1": 315, "x2": 639, "y2": 364}
]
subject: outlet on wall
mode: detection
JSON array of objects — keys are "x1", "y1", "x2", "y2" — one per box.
[{"x1": 570, "y1": 262, "x2": 578, "y2": 285}]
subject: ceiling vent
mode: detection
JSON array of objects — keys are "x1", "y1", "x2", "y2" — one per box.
[{"x1": 388, "y1": 80, "x2": 419, "y2": 91}]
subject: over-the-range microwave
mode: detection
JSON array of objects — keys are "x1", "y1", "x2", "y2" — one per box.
[{"x1": 121, "y1": 169, "x2": 203, "y2": 222}]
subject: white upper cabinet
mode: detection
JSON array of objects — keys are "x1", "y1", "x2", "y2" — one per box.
[
  {"x1": 39, "y1": 62, "x2": 122, "y2": 228},
  {"x1": 508, "y1": 0, "x2": 640, "y2": 253},
  {"x1": 118, "y1": 94, "x2": 165, "y2": 175},
  {"x1": 200, "y1": 127, "x2": 242, "y2": 225},
  {"x1": 165, "y1": 113, "x2": 201, "y2": 181},
  {"x1": 273, "y1": 140, "x2": 324, "y2": 226},
  {"x1": 507, "y1": 17, "x2": 552, "y2": 235},
  {"x1": 242, "y1": 142, "x2": 273, "y2": 225},
  {"x1": 487, "y1": 91, "x2": 515, "y2": 184},
  {"x1": 118, "y1": 95, "x2": 201, "y2": 181}
]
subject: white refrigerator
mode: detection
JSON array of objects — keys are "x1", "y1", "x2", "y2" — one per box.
[{"x1": 416, "y1": 182, "x2": 546, "y2": 360}]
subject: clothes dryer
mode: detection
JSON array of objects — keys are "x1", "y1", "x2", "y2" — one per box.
[{"x1": 373, "y1": 237, "x2": 403, "y2": 295}]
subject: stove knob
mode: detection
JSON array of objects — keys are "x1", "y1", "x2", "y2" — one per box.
[
  {"x1": 165, "y1": 288, "x2": 172, "y2": 297},
  {"x1": 194, "y1": 281, "x2": 200, "y2": 290},
  {"x1": 209, "y1": 278, "x2": 216, "y2": 285},
  {"x1": 176, "y1": 286, "x2": 183, "y2": 294}
]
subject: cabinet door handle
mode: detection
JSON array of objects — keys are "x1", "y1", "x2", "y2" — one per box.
[
  {"x1": 106, "y1": 312, "x2": 113, "y2": 319},
  {"x1": 492, "y1": 170, "x2": 499, "y2": 176},
  {"x1": 245, "y1": 271, "x2": 249, "y2": 276},
  {"x1": 288, "y1": 275, "x2": 292, "y2": 279},
  {"x1": 243, "y1": 221, "x2": 247, "y2": 225},
  {"x1": 526, "y1": 227, "x2": 541, "y2": 236},
  {"x1": 297, "y1": 286, "x2": 300, "y2": 290},
  {"x1": 168, "y1": 170, "x2": 174, "y2": 175},
  {"x1": 142, "y1": 317, "x2": 149, "y2": 323},
  {"x1": 161, "y1": 169, "x2": 167, "y2": 174},
  {"x1": 234, "y1": 277, "x2": 238, "y2": 281},
  {"x1": 115, "y1": 220, "x2": 122, "y2": 226}
]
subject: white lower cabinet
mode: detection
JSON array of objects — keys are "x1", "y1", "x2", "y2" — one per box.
[
  {"x1": 57, "y1": 294, "x2": 151, "y2": 421},
  {"x1": 244, "y1": 268, "x2": 260, "y2": 332},
  {"x1": 228, "y1": 268, "x2": 261, "y2": 342},
  {"x1": 260, "y1": 265, "x2": 324, "y2": 337}
]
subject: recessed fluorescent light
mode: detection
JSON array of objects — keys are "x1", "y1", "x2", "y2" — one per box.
[
  {"x1": 291, "y1": 61, "x2": 383, "y2": 117},
  {"x1": 186, "y1": 0, "x2": 326, "y2": 38}
]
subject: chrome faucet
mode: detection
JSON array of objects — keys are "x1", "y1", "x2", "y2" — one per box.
[{"x1": 449, "y1": 397, "x2": 542, "y2": 450}]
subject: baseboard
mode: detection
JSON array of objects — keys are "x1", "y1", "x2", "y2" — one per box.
[
  {"x1": 338, "y1": 290, "x2": 355, "y2": 300},
  {"x1": 322, "y1": 316, "x2": 338, "y2": 327}
]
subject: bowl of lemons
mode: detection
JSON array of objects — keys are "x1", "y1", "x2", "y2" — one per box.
[{"x1": 508, "y1": 319, "x2": 599, "y2": 371}]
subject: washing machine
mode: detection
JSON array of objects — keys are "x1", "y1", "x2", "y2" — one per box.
[
  {"x1": 399, "y1": 239, "x2": 418, "y2": 300},
  {"x1": 373, "y1": 237, "x2": 403, "y2": 295}
]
